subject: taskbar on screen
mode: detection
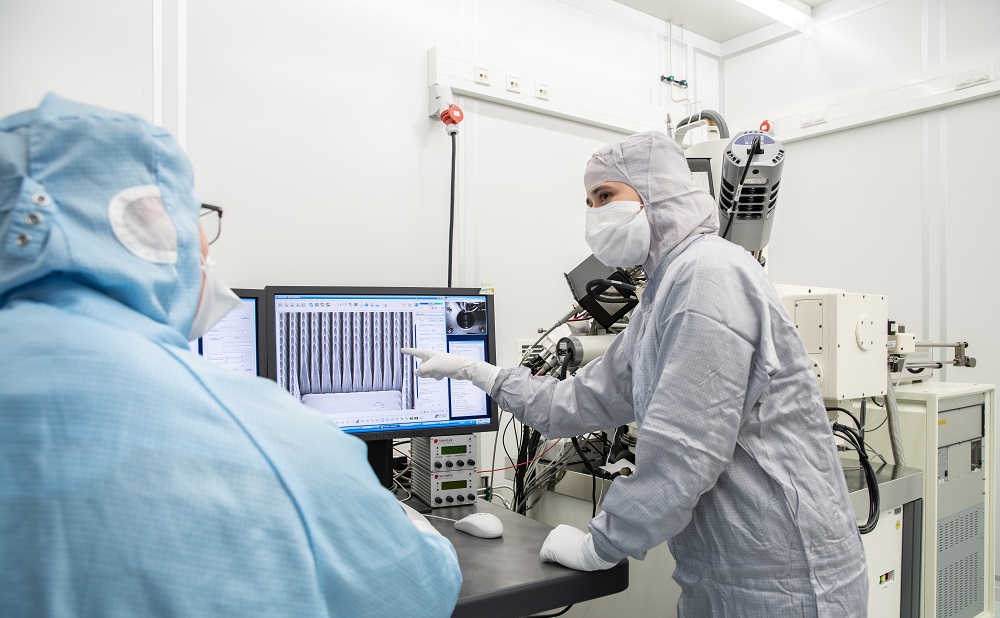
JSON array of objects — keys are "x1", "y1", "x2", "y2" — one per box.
[{"x1": 344, "y1": 418, "x2": 491, "y2": 435}]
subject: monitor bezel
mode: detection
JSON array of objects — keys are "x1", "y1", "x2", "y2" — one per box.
[
  {"x1": 264, "y1": 286, "x2": 500, "y2": 441},
  {"x1": 230, "y1": 288, "x2": 268, "y2": 378}
]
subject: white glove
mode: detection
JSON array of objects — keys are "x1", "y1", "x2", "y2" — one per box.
[
  {"x1": 401, "y1": 348, "x2": 502, "y2": 393},
  {"x1": 539, "y1": 524, "x2": 619, "y2": 571}
]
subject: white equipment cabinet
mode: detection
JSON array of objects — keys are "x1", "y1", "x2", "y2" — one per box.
[
  {"x1": 863, "y1": 505, "x2": 905, "y2": 617},
  {"x1": 772, "y1": 284, "x2": 888, "y2": 401},
  {"x1": 872, "y1": 382, "x2": 996, "y2": 618}
]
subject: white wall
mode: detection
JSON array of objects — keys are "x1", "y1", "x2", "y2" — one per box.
[
  {"x1": 723, "y1": 0, "x2": 1000, "y2": 589},
  {"x1": 185, "y1": 0, "x2": 463, "y2": 289},
  {"x1": 0, "y1": 0, "x2": 154, "y2": 119},
  {"x1": 725, "y1": 0, "x2": 925, "y2": 130}
]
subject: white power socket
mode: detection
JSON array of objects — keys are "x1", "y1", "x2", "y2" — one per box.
[
  {"x1": 536, "y1": 83, "x2": 550, "y2": 100},
  {"x1": 475, "y1": 67, "x2": 490, "y2": 86},
  {"x1": 956, "y1": 64, "x2": 993, "y2": 90},
  {"x1": 506, "y1": 75, "x2": 521, "y2": 93},
  {"x1": 801, "y1": 107, "x2": 828, "y2": 128}
]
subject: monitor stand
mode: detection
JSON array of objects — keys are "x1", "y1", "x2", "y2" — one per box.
[{"x1": 367, "y1": 439, "x2": 394, "y2": 490}]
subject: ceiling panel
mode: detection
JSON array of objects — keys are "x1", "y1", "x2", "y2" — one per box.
[{"x1": 613, "y1": 0, "x2": 832, "y2": 43}]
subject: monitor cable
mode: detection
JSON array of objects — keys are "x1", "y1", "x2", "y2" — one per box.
[
  {"x1": 447, "y1": 131, "x2": 457, "y2": 286},
  {"x1": 435, "y1": 98, "x2": 463, "y2": 287}
]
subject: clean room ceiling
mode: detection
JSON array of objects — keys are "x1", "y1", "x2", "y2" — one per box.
[{"x1": 613, "y1": 0, "x2": 833, "y2": 42}]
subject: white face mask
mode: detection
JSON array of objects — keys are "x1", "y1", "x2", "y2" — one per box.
[
  {"x1": 584, "y1": 201, "x2": 651, "y2": 267},
  {"x1": 188, "y1": 255, "x2": 242, "y2": 341}
]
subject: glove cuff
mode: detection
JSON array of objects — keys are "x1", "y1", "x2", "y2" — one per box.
[
  {"x1": 579, "y1": 533, "x2": 619, "y2": 571},
  {"x1": 471, "y1": 362, "x2": 502, "y2": 393}
]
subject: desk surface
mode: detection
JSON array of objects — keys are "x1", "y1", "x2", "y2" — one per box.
[
  {"x1": 842, "y1": 460, "x2": 923, "y2": 518},
  {"x1": 405, "y1": 498, "x2": 629, "y2": 618}
]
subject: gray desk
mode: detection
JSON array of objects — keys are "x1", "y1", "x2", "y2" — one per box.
[{"x1": 405, "y1": 498, "x2": 629, "y2": 618}]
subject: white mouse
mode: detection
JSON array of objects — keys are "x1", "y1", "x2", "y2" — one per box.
[{"x1": 454, "y1": 512, "x2": 504, "y2": 539}]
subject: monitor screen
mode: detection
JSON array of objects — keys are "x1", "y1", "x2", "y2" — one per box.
[
  {"x1": 193, "y1": 289, "x2": 267, "y2": 377},
  {"x1": 265, "y1": 287, "x2": 498, "y2": 441}
]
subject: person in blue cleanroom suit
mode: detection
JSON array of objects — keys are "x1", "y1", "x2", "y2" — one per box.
[
  {"x1": 405, "y1": 131, "x2": 868, "y2": 616},
  {"x1": 0, "y1": 94, "x2": 461, "y2": 618}
]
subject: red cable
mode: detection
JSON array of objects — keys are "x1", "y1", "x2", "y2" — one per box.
[{"x1": 477, "y1": 438, "x2": 563, "y2": 473}]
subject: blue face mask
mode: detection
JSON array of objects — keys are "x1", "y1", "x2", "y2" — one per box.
[
  {"x1": 188, "y1": 255, "x2": 241, "y2": 340},
  {"x1": 584, "y1": 201, "x2": 651, "y2": 267}
]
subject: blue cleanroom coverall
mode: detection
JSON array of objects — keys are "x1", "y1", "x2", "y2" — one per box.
[{"x1": 0, "y1": 94, "x2": 461, "y2": 617}]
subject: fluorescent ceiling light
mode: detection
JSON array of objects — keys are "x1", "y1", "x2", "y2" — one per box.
[{"x1": 734, "y1": 0, "x2": 812, "y2": 31}]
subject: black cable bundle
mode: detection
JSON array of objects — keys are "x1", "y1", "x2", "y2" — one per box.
[
  {"x1": 571, "y1": 436, "x2": 601, "y2": 517},
  {"x1": 608, "y1": 425, "x2": 635, "y2": 464},
  {"x1": 512, "y1": 425, "x2": 543, "y2": 515},
  {"x1": 832, "y1": 422, "x2": 880, "y2": 534},
  {"x1": 511, "y1": 346, "x2": 626, "y2": 516}
]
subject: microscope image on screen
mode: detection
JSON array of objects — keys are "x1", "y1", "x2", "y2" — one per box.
[
  {"x1": 275, "y1": 310, "x2": 416, "y2": 416},
  {"x1": 446, "y1": 301, "x2": 487, "y2": 334}
]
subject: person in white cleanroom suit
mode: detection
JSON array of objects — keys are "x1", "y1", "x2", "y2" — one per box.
[
  {"x1": 405, "y1": 131, "x2": 867, "y2": 616},
  {"x1": 0, "y1": 94, "x2": 460, "y2": 617}
]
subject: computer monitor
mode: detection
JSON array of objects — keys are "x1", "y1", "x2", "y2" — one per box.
[
  {"x1": 191, "y1": 289, "x2": 267, "y2": 378},
  {"x1": 265, "y1": 286, "x2": 499, "y2": 487}
]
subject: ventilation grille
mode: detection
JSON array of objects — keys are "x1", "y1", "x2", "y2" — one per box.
[
  {"x1": 719, "y1": 179, "x2": 779, "y2": 221},
  {"x1": 939, "y1": 509, "x2": 982, "y2": 553},
  {"x1": 937, "y1": 552, "x2": 982, "y2": 617},
  {"x1": 517, "y1": 341, "x2": 548, "y2": 368}
]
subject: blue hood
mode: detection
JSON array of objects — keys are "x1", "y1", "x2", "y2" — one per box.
[{"x1": 0, "y1": 94, "x2": 201, "y2": 346}]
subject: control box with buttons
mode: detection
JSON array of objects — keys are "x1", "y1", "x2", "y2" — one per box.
[
  {"x1": 410, "y1": 435, "x2": 478, "y2": 508},
  {"x1": 410, "y1": 468, "x2": 478, "y2": 508},
  {"x1": 411, "y1": 435, "x2": 477, "y2": 471}
]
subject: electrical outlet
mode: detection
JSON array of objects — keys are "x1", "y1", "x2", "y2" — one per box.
[
  {"x1": 506, "y1": 75, "x2": 521, "y2": 93},
  {"x1": 972, "y1": 64, "x2": 993, "y2": 84},
  {"x1": 475, "y1": 67, "x2": 490, "y2": 86},
  {"x1": 801, "y1": 107, "x2": 827, "y2": 128},
  {"x1": 536, "y1": 83, "x2": 550, "y2": 100},
  {"x1": 955, "y1": 65, "x2": 991, "y2": 90}
]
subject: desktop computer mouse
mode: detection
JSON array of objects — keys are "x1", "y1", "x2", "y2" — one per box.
[{"x1": 454, "y1": 512, "x2": 504, "y2": 539}]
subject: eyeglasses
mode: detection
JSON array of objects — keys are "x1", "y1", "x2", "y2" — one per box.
[{"x1": 200, "y1": 203, "x2": 224, "y2": 245}]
